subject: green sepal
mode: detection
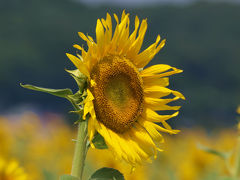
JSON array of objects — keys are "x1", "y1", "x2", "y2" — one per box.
[
  {"x1": 65, "y1": 69, "x2": 87, "y2": 92},
  {"x1": 197, "y1": 143, "x2": 231, "y2": 160},
  {"x1": 68, "y1": 91, "x2": 84, "y2": 105},
  {"x1": 69, "y1": 109, "x2": 83, "y2": 115},
  {"x1": 20, "y1": 83, "x2": 73, "y2": 98},
  {"x1": 59, "y1": 175, "x2": 79, "y2": 180},
  {"x1": 92, "y1": 133, "x2": 108, "y2": 149},
  {"x1": 89, "y1": 167, "x2": 124, "y2": 180}
]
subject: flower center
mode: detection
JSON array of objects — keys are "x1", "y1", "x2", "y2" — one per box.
[{"x1": 90, "y1": 55, "x2": 144, "y2": 133}]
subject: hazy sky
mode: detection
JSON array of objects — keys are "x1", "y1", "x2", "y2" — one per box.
[{"x1": 78, "y1": 0, "x2": 240, "y2": 7}]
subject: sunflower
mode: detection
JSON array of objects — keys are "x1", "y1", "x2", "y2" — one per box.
[
  {"x1": 0, "y1": 158, "x2": 27, "y2": 180},
  {"x1": 237, "y1": 106, "x2": 240, "y2": 114},
  {"x1": 66, "y1": 11, "x2": 184, "y2": 166}
]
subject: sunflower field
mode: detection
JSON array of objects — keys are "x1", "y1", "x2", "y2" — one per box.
[{"x1": 0, "y1": 111, "x2": 240, "y2": 180}]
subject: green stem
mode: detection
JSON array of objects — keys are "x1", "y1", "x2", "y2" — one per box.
[
  {"x1": 233, "y1": 136, "x2": 240, "y2": 179},
  {"x1": 71, "y1": 119, "x2": 88, "y2": 180},
  {"x1": 67, "y1": 96, "x2": 88, "y2": 180}
]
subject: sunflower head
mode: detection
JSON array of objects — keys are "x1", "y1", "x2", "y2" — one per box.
[
  {"x1": 67, "y1": 10, "x2": 184, "y2": 166},
  {"x1": 90, "y1": 55, "x2": 144, "y2": 133}
]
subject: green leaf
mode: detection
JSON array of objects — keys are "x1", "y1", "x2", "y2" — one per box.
[
  {"x1": 59, "y1": 175, "x2": 79, "y2": 180},
  {"x1": 197, "y1": 143, "x2": 231, "y2": 160},
  {"x1": 92, "y1": 133, "x2": 108, "y2": 149},
  {"x1": 20, "y1": 83, "x2": 73, "y2": 98},
  {"x1": 65, "y1": 69, "x2": 87, "y2": 92},
  {"x1": 89, "y1": 167, "x2": 124, "y2": 180}
]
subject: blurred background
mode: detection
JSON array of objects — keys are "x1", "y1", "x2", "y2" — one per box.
[
  {"x1": 1, "y1": 0, "x2": 240, "y2": 179},
  {"x1": 1, "y1": 0, "x2": 240, "y2": 127}
]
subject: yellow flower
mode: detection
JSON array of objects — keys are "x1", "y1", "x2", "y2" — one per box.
[
  {"x1": 0, "y1": 158, "x2": 27, "y2": 180},
  {"x1": 87, "y1": 149, "x2": 147, "y2": 180},
  {"x1": 67, "y1": 11, "x2": 184, "y2": 166},
  {"x1": 237, "y1": 106, "x2": 240, "y2": 114}
]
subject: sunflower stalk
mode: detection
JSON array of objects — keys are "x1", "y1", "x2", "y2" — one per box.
[
  {"x1": 67, "y1": 91, "x2": 88, "y2": 180},
  {"x1": 71, "y1": 118, "x2": 88, "y2": 180},
  {"x1": 20, "y1": 83, "x2": 89, "y2": 180}
]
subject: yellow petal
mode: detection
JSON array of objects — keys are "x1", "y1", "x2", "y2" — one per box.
[
  {"x1": 144, "y1": 85, "x2": 185, "y2": 100},
  {"x1": 143, "y1": 67, "x2": 183, "y2": 78},
  {"x1": 78, "y1": 32, "x2": 95, "y2": 49},
  {"x1": 96, "y1": 19, "x2": 105, "y2": 53},
  {"x1": 131, "y1": 123, "x2": 157, "y2": 157},
  {"x1": 155, "y1": 39, "x2": 166, "y2": 54},
  {"x1": 121, "y1": 9, "x2": 126, "y2": 21},
  {"x1": 129, "y1": 16, "x2": 140, "y2": 42},
  {"x1": 83, "y1": 89, "x2": 94, "y2": 119},
  {"x1": 127, "y1": 19, "x2": 147, "y2": 59},
  {"x1": 117, "y1": 15, "x2": 130, "y2": 53},
  {"x1": 117, "y1": 133, "x2": 142, "y2": 164},
  {"x1": 172, "y1": 90, "x2": 186, "y2": 100},
  {"x1": 73, "y1": 44, "x2": 83, "y2": 51},
  {"x1": 141, "y1": 64, "x2": 173, "y2": 76},
  {"x1": 95, "y1": 122, "x2": 127, "y2": 161},
  {"x1": 144, "y1": 86, "x2": 173, "y2": 98},
  {"x1": 135, "y1": 35, "x2": 162, "y2": 68},
  {"x1": 124, "y1": 133, "x2": 151, "y2": 163},
  {"x1": 66, "y1": 53, "x2": 90, "y2": 78},
  {"x1": 143, "y1": 77, "x2": 169, "y2": 87},
  {"x1": 144, "y1": 97, "x2": 181, "y2": 111},
  {"x1": 162, "y1": 121, "x2": 172, "y2": 130},
  {"x1": 73, "y1": 44, "x2": 87, "y2": 58},
  {"x1": 153, "y1": 123, "x2": 180, "y2": 134},
  {"x1": 106, "y1": 13, "x2": 112, "y2": 41},
  {"x1": 113, "y1": 13, "x2": 119, "y2": 24},
  {"x1": 138, "y1": 119, "x2": 164, "y2": 143},
  {"x1": 88, "y1": 116, "x2": 96, "y2": 145},
  {"x1": 142, "y1": 108, "x2": 179, "y2": 123}
]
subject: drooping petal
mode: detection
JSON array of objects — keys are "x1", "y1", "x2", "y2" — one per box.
[
  {"x1": 142, "y1": 107, "x2": 179, "y2": 123},
  {"x1": 153, "y1": 122, "x2": 180, "y2": 134},
  {"x1": 88, "y1": 116, "x2": 96, "y2": 148},
  {"x1": 138, "y1": 118, "x2": 164, "y2": 143},
  {"x1": 144, "y1": 97, "x2": 181, "y2": 111},
  {"x1": 130, "y1": 123, "x2": 157, "y2": 157},
  {"x1": 144, "y1": 85, "x2": 185, "y2": 99},
  {"x1": 83, "y1": 89, "x2": 94, "y2": 119}
]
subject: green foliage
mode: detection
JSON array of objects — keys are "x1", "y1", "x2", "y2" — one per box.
[
  {"x1": 60, "y1": 175, "x2": 80, "y2": 180},
  {"x1": 20, "y1": 83, "x2": 73, "y2": 98},
  {"x1": 92, "y1": 133, "x2": 108, "y2": 149},
  {"x1": 89, "y1": 167, "x2": 124, "y2": 180},
  {"x1": 197, "y1": 143, "x2": 231, "y2": 160},
  {"x1": 65, "y1": 69, "x2": 87, "y2": 93},
  {"x1": 198, "y1": 135, "x2": 240, "y2": 180}
]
